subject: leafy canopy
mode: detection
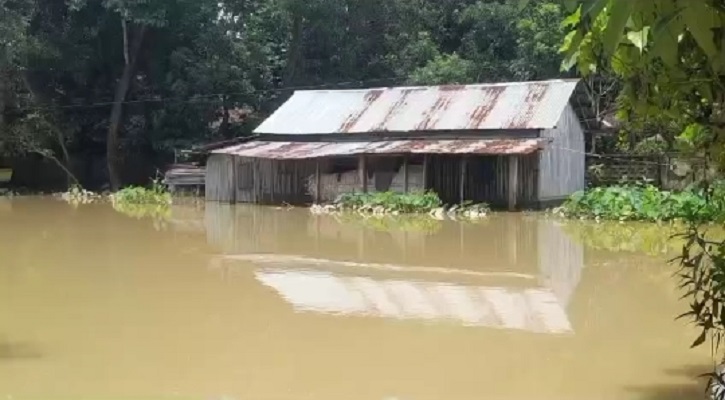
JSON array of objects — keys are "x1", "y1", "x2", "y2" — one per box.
[{"x1": 556, "y1": 0, "x2": 725, "y2": 164}]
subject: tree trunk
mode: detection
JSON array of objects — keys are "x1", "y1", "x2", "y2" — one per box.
[
  {"x1": 107, "y1": 23, "x2": 146, "y2": 191},
  {"x1": 283, "y1": 12, "x2": 304, "y2": 86},
  {"x1": 21, "y1": 72, "x2": 75, "y2": 186},
  {"x1": 219, "y1": 96, "x2": 230, "y2": 137},
  {"x1": 0, "y1": 68, "x2": 6, "y2": 136}
]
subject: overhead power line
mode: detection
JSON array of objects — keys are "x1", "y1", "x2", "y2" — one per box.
[{"x1": 12, "y1": 77, "x2": 407, "y2": 113}]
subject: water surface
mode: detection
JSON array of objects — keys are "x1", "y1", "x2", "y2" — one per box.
[{"x1": 0, "y1": 198, "x2": 713, "y2": 399}]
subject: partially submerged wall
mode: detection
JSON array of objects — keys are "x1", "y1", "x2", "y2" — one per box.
[
  {"x1": 205, "y1": 154, "x2": 236, "y2": 202},
  {"x1": 307, "y1": 165, "x2": 425, "y2": 203}
]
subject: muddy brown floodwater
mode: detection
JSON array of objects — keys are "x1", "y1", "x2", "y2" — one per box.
[{"x1": 0, "y1": 198, "x2": 715, "y2": 399}]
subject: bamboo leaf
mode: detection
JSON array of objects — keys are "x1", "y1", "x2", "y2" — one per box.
[
  {"x1": 602, "y1": 0, "x2": 633, "y2": 56},
  {"x1": 627, "y1": 26, "x2": 649, "y2": 52},
  {"x1": 562, "y1": 0, "x2": 580, "y2": 13},
  {"x1": 651, "y1": 28, "x2": 679, "y2": 66},
  {"x1": 562, "y1": 6, "x2": 582, "y2": 28},
  {"x1": 582, "y1": 0, "x2": 609, "y2": 19},
  {"x1": 682, "y1": 1, "x2": 719, "y2": 67},
  {"x1": 561, "y1": 49, "x2": 580, "y2": 72},
  {"x1": 652, "y1": 6, "x2": 684, "y2": 38},
  {"x1": 692, "y1": 329, "x2": 708, "y2": 348}
]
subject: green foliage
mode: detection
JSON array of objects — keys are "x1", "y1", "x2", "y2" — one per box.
[
  {"x1": 1, "y1": 0, "x2": 567, "y2": 188},
  {"x1": 631, "y1": 136, "x2": 667, "y2": 156},
  {"x1": 112, "y1": 180, "x2": 171, "y2": 206},
  {"x1": 676, "y1": 225, "x2": 725, "y2": 351},
  {"x1": 111, "y1": 179, "x2": 171, "y2": 222},
  {"x1": 559, "y1": 183, "x2": 725, "y2": 223},
  {"x1": 561, "y1": 0, "x2": 725, "y2": 166},
  {"x1": 335, "y1": 191, "x2": 442, "y2": 214},
  {"x1": 409, "y1": 53, "x2": 475, "y2": 85}
]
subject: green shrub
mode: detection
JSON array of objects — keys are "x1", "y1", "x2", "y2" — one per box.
[
  {"x1": 335, "y1": 191, "x2": 443, "y2": 213},
  {"x1": 112, "y1": 180, "x2": 172, "y2": 206},
  {"x1": 558, "y1": 182, "x2": 725, "y2": 222},
  {"x1": 110, "y1": 180, "x2": 171, "y2": 223}
]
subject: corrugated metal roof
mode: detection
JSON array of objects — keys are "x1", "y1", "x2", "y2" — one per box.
[
  {"x1": 213, "y1": 139, "x2": 547, "y2": 159},
  {"x1": 254, "y1": 79, "x2": 579, "y2": 135}
]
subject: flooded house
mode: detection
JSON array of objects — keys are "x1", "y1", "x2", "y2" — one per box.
[{"x1": 205, "y1": 79, "x2": 585, "y2": 209}]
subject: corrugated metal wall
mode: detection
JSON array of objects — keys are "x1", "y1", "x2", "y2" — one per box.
[
  {"x1": 205, "y1": 154, "x2": 236, "y2": 202},
  {"x1": 428, "y1": 154, "x2": 538, "y2": 207},
  {"x1": 539, "y1": 104, "x2": 585, "y2": 201}
]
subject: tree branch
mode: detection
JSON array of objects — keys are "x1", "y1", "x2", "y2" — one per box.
[
  {"x1": 31, "y1": 149, "x2": 79, "y2": 185},
  {"x1": 122, "y1": 19, "x2": 130, "y2": 65}
]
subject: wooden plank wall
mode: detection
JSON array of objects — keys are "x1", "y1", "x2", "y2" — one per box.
[
  {"x1": 235, "y1": 157, "x2": 256, "y2": 203},
  {"x1": 307, "y1": 161, "x2": 426, "y2": 202},
  {"x1": 428, "y1": 154, "x2": 538, "y2": 207},
  {"x1": 205, "y1": 154, "x2": 236, "y2": 202},
  {"x1": 234, "y1": 157, "x2": 316, "y2": 205},
  {"x1": 539, "y1": 104, "x2": 586, "y2": 201},
  {"x1": 211, "y1": 153, "x2": 539, "y2": 207}
]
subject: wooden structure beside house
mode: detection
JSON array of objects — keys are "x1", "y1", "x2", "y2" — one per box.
[
  {"x1": 164, "y1": 136, "x2": 256, "y2": 194},
  {"x1": 206, "y1": 79, "x2": 585, "y2": 209}
]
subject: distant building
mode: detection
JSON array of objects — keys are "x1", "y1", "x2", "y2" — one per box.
[{"x1": 206, "y1": 79, "x2": 585, "y2": 209}]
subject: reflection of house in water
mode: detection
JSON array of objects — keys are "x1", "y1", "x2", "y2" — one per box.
[{"x1": 204, "y1": 203, "x2": 584, "y2": 334}]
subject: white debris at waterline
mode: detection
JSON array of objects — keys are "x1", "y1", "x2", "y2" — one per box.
[{"x1": 309, "y1": 203, "x2": 488, "y2": 221}]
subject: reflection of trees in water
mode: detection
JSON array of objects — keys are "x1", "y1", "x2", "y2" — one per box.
[
  {"x1": 0, "y1": 340, "x2": 41, "y2": 360},
  {"x1": 562, "y1": 221, "x2": 682, "y2": 256},
  {"x1": 332, "y1": 213, "x2": 444, "y2": 234}
]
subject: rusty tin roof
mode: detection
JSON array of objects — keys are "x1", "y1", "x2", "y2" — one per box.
[
  {"x1": 213, "y1": 138, "x2": 547, "y2": 159},
  {"x1": 254, "y1": 79, "x2": 579, "y2": 135}
]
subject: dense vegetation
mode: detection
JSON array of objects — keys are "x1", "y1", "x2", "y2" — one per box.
[
  {"x1": 559, "y1": 184, "x2": 725, "y2": 223},
  {"x1": 0, "y1": 0, "x2": 569, "y2": 190}
]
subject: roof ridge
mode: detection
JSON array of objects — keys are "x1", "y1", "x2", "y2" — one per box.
[{"x1": 295, "y1": 78, "x2": 580, "y2": 94}]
